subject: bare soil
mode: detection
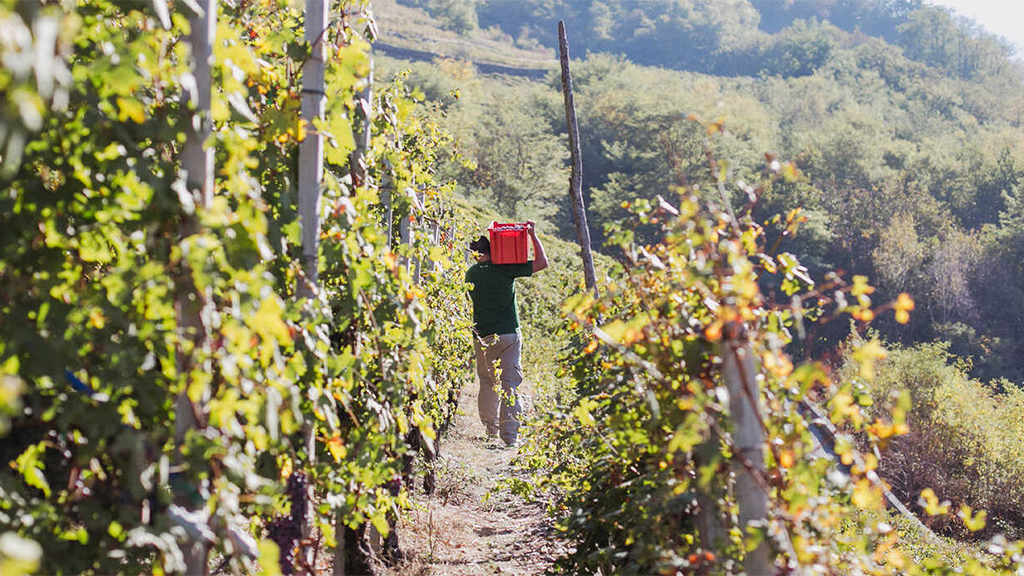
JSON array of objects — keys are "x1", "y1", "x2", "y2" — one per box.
[{"x1": 382, "y1": 381, "x2": 560, "y2": 576}]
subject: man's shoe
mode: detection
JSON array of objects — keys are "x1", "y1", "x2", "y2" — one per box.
[{"x1": 486, "y1": 426, "x2": 499, "y2": 439}]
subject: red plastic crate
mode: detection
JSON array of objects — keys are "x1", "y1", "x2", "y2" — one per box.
[{"x1": 488, "y1": 222, "x2": 529, "y2": 264}]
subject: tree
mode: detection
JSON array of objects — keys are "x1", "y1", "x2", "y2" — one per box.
[
  {"x1": 458, "y1": 91, "x2": 567, "y2": 225},
  {"x1": 398, "y1": 0, "x2": 478, "y2": 35},
  {"x1": 873, "y1": 213, "x2": 925, "y2": 296},
  {"x1": 926, "y1": 227, "x2": 980, "y2": 325},
  {"x1": 761, "y1": 19, "x2": 837, "y2": 78}
]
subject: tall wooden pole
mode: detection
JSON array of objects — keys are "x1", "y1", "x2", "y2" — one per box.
[
  {"x1": 557, "y1": 21, "x2": 597, "y2": 295},
  {"x1": 177, "y1": 1, "x2": 216, "y2": 574},
  {"x1": 723, "y1": 333, "x2": 771, "y2": 574},
  {"x1": 430, "y1": 219, "x2": 440, "y2": 274},
  {"x1": 298, "y1": 0, "x2": 329, "y2": 299},
  {"x1": 412, "y1": 189, "x2": 425, "y2": 284},
  {"x1": 298, "y1": 4, "x2": 329, "y2": 575},
  {"x1": 349, "y1": 57, "x2": 373, "y2": 189},
  {"x1": 182, "y1": 2, "x2": 215, "y2": 210},
  {"x1": 400, "y1": 200, "x2": 414, "y2": 275}
]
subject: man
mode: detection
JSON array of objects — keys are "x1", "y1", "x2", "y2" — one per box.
[{"x1": 465, "y1": 221, "x2": 548, "y2": 447}]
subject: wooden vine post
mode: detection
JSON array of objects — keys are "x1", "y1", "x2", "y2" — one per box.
[
  {"x1": 557, "y1": 21, "x2": 598, "y2": 295},
  {"x1": 176, "y1": 0, "x2": 216, "y2": 574},
  {"x1": 349, "y1": 56, "x2": 373, "y2": 189},
  {"x1": 382, "y1": 176, "x2": 394, "y2": 249},
  {"x1": 298, "y1": 0, "x2": 329, "y2": 299},
  {"x1": 299, "y1": 2, "x2": 328, "y2": 574},
  {"x1": 430, "y1": 218, "x2": 441, "y2": 274},
  {"x1": 181, "y1": 4, "x2": 215, "y2": 212},
  {"x1": 723, "y1": 327, "x2": 771, "y2": 574}
]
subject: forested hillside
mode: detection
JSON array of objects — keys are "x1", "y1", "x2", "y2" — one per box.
[{"x1": 389, "y1": 0, "x2": 1024, "y2": 384}]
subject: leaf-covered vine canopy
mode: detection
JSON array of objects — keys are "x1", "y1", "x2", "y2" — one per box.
[{"x1": 0, "y1": 0, "x2": 472, "y2": 573}]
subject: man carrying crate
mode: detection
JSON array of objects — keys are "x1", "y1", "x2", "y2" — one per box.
[{"x1": 466, "y1": 220, "x2": 548, "y2": 448}]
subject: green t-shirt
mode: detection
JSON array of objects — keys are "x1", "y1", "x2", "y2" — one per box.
[{"x1": 466, "y1": 261, "x2": 533, "y2": 336}]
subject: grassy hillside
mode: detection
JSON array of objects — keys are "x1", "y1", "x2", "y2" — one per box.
[{"x1": 374, "y1": 0, "x2": 556, "y2": 72}]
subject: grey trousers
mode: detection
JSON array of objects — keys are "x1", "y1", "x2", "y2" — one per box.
[{"x1": 474, "y1": 332, "x2": 523, "y2": 444}]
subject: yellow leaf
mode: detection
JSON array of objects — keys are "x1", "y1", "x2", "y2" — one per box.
[
  {"x1": 258, "y1": 539, "x2": 283, "y2": 576},
  {"x1": 279, "y1": 456, "x2": 293, "y2": 481},
  {"x1": 894, "y1": 293, "x2": 914, "y2": 324},
  {"x1": 781, "y1": 161, "x2": 800, "y2": 182},
  {"x1": 868, "y1": 420, "x2": 894, "y2": 439},
  {"x1": 116, "y1": 97, "x2": 145, "y2": 124},
  {"x1": 958, "y1": 504, "x2": 987, "y2": 531},
  {"x1": 851, "y1": 478, "x2": 880, "y2": 509},
  {"x1": 327, "y1": 434, "x2": 346, "y2": 463},
  {"x1": 370, "y1": 513, "x2": 390, "y2": 538},
  {"x1": 863, "y1": 453, "x2": 878, "y2": 472},
  {"x1": 600, "y1": 320, "x2": 628, "y2": 343},
  {"x1": 88, "y1": 309, "x2": 106, "y2": 329},
  {"x1": 211, "y1": 96, "x2": 230, "y2": 123},
  {"x1": 779, "y1": 450, "x2": 794, "y2": 468},
  {"x1": 762, "y1": 351, "x2": 793, "y2": 377},
  {"x1": 851, "y1": 339, "x2": 886, "y2": 380},
  {"x1": 886, "y1": 549, "x2": 905, "y2": 569},
  {"x1": 851, "y1": 275, "x2": 875, "y2": 296},
  {"x1": 919, "y1": 488, "x2": 950, "y2": 516},
  {"x1": 249, "y1": 296, "x2": 292, "y2": 345},
  {"x1": 895, "y1": 292, "x2": 915, "y2": 311},
  {"x1": 704, "y1": 321, "x2": 722, "y2": 342},
  {"x1": 574, "y1": 399, "x2": 598, "y2": 427}
]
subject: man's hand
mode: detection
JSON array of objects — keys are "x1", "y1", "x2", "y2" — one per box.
[{"x1": 526, "y1": 220, "x2": 548, "y2": 273}]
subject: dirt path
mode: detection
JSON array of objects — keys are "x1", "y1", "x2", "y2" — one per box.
[{"x1": 384, "y1": 381, "x2": 561, "y2": 576}]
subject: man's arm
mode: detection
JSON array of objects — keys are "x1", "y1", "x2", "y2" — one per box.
[{"x1": 527, "y1": 221, "x2": 548, "y2": 273}]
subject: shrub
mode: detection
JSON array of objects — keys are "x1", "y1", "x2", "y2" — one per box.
[{"x1": 851, "y1": 341, "x2": 1024, "y2": 539}]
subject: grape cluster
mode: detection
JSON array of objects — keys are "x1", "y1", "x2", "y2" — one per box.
[
  {"x1": 267, "y1": 517, "x2": 298, "y2": 575},
  {"x1": 267, "y1": 472, "x2": 310, "y2": 575},
  {"x1": 385, "y1": 477, "x2": 402, "y2": 495},
  {"x1": 287, "y1": 471, "x2": 308, "y2": 526}
]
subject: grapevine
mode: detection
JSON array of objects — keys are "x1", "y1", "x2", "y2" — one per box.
[
  {"x1": 509, "y1": 134, "x2": 1024, "y2": 574},
  {"x1": 0, "y1": 0, "x2": 472, "y2": 574}
]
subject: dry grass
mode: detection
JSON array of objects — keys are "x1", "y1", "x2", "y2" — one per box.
[{"x1": 373, "y1": 0, "x2": 558, "y2": 70}]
